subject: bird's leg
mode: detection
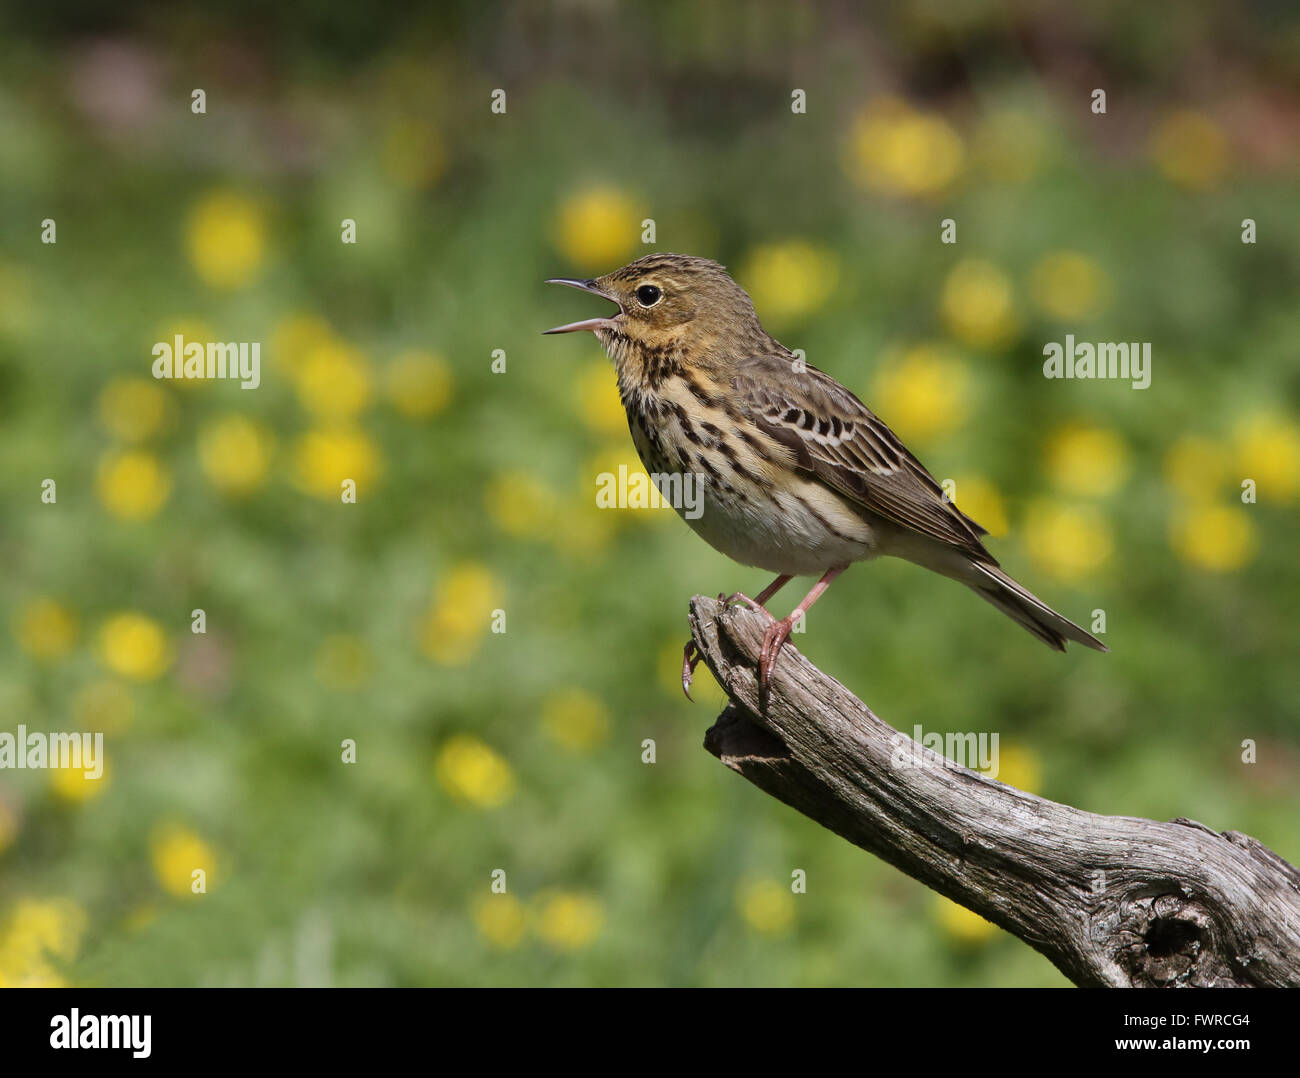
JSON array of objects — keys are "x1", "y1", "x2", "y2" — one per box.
[
  {"x1": 758, "y1": 565, "x2": 847, "y2": 702},
  {"x1": 683, "y1": 574, "x2": 793, "y2": 699}
]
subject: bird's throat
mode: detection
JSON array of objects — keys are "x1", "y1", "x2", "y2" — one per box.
[{"x1": 598, "y1": 326, "x2": 687, "y2": 395}]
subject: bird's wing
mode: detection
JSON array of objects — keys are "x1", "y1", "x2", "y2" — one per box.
[{"x1": 731, "y1": 352, "x2": 995, "y2": 561}]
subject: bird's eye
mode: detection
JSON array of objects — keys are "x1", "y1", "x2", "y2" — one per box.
[{"x1": 635, "y1": 284, "x2": 663, "y2": 307}]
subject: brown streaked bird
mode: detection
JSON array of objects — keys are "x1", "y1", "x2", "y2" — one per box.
[{"x1": 545, "y1": 253, "x2": 1107, "y2": 700}]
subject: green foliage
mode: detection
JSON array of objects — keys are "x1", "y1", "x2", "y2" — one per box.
[{"x1": 0, "y1": 8, "x2": 1297, "y2": 987}]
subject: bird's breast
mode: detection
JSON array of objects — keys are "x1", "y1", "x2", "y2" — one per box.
[{"x1": 621, "y1": 375, "x2": 881, "y2": 576}]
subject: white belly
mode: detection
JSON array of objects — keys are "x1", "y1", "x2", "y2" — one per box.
[{"x1": 679, "y1": 472, "x2": 880, "y2": 576}]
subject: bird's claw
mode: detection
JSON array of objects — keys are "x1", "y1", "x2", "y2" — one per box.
[
  {"x1": 681, "y1": 639, "x2": 702, "y2": 701},
  {"x1": 757, "y1": 615, "x2": 796, "y2": 705}
]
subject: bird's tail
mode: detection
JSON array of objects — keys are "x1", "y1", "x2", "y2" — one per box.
[{"x1": 966, "y1": 562, "x2": 1108, "y2": 653}]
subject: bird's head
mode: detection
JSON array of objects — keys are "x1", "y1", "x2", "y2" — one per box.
[{"x1": 544, "y1": 253, "x2": 767, "y2": 367}]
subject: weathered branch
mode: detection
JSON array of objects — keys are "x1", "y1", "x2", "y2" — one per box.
[{"x1": 689, "y1": 595, "x2": 1300, "y2": 987}]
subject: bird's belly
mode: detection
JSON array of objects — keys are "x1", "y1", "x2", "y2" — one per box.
[
  {"x1": 627, "y1": 411, "x2": 879, "y2": 576},
  {"x1": 684, "y1": 474, "x2": 880, "y2": 575}
]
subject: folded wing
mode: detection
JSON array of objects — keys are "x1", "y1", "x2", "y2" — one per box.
[{"x1": 731, "y1": 352, "x2": 995, "y2": 562}]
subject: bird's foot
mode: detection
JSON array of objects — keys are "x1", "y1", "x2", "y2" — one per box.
[
  {"x1": 681, "y1": 639, "x2": 702, "y2": 701},
  {"x1": 686, "y1": 594, "x2": 782, "y2": 701},
  {"x1": 758, "y1": 614, "x2": 798, "y2": 704}
]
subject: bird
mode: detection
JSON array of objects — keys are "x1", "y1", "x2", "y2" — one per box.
[{"x1": 544, "y1": 253, "x2": 1107, "y2": 701}]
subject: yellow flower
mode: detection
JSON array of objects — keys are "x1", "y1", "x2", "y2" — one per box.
[
  {"x1": 485, "y1": 470, "x2": 555, "y2": 539},
  {"x1": 96, "y1": 449, "x2": 172, "y2": 521},
  {"x1": 14, "y1": 598, "x2": 77, "y2": 660},
  {"x1": 471, "y1": 894, "x2": 526, "y2": 949},
  {"x1": 845, "y1": 97, "x2": 964, "y2": 197},
  {"x1": 150, "y1": 824, "x2": 218, "y2": 898},
  {"x1": 292, "y1": 428, "x2": 382, "y2": 498},
  {"x1": 1233, "y1": 412, "x2": 1300, "y2": 503},
  {"x1": 949, "y1": 476, "x2": 1008, "y2": 537},
  {"x1": 870, "y1": 343, "x2": 970, "y2": 443},
  {"x1": 72, "y1": 680, "x2": 134, "y2": 735},
  {"x1": 386, "y1": 350, "x2": 452, "y2": 419},
  {"x1": 1023, "y1": 501, "x2": 1113, "y2": 580},
  {"x1": 0, "y1": 898, "x2": 87, "y2": 987},
  {"x1": 533, "y1": 891, "x2": 604, "y2": 951},
  {"x1": 1163, "y1": 435, "x2": 1228, "y2": 502},
  {"x1": 575, "y1": 360, "x2": 625, "y2": 435},
  {"x1": 1044, "y1": 424, "x2": 1131, "y2": 497},
  {"x1": 381, "y1": 117, "x2": 447, "y2": 191},
  {"x1": 435, "y1": 564, "x2": 505, "y2": 625},
  {"x1": 198, "y1": 415, "x2": 274, "y2": 495},
  {"x1": 541, "y1": 688, "x2": 610, "y2": 752},
  {"x1": 940, "y1": 260, "x2": 1017, "y2": 349},
  {"x1": 934, "y1": 894, "x2": 997, "y2": 944},
  {"x1": 736, "y1": 879, "x2": 795, "y2": 937},
  {"x1": 50, "y1": 756, "x2": 109, "y2": 803},
  {"x1": 294, "y1": 340, "x2": 372, "y2": 419},
  {"x1": 986, "y1": 742, "x2": 1041, "y2": 793},
  {"x1": 423, "y1": 563, "x2": 504, "y2": 666},
  {"x1": 6, "y1": 898, "x2": 86, "y2": 958},
  {"x1": 98, "y1": 377, "x2": 172, "y2": 443},
  {"x1": 435, "y1": 735, "x2": 515, "y2": 808},
  {"x1": 272, "y1": 314, "x2": 335, "y2": 374},
  {"x1": 549, "y1": 494, "x2": 618, "y2": 560},
  {"x1": 973, "y1": 109, "x2": 1044, "y2": 184},
  {"x1": 740, "y1": 240, "x2": 839, "y2": 324},
  {"x1": 314, "y1": 635, "x2": 372, "y2": 690},
  {"x1": 0, "y1": 959, "x2": 60, "y2": 988},
  {"x1": 1170, "y1": 505, "x2": 1257, "y2": 572},
  {"x1": 1029, "y1": 252, "x2": 1110, "y2": 321},
  {"x1": 97, "y1": 612, "x2": 171, "y2": 682},
  {"x1": 585, "y1": 444, "x2": 675, "y2": 523},
  {"x1": 185, "y1": 190, "x2": 266, "y2": 290},
  {"x1": 1151, "y1": 111, "x2": 1228, "y2": 192},
  {"x1": 154, "y1": 319, "x2": 215, "y2": 391},
  {"x1": 554, "y1": 185, "x2": 640, "y2": 267}
]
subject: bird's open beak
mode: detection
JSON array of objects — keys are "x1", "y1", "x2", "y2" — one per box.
[{"x1": 543, "y1": 278, "x2": 621, "y2": 334}]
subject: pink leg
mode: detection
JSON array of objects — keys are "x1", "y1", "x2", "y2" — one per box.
[
  {"x1": 758, "y1": 565, "x2": 848, "y2": 700},
  {"x1": 682, "y1": 574, "x2": 793, "y2": 700}
]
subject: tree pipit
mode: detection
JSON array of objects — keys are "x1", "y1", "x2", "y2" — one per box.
[{"x1": 546, "y1": 254, "x2": 1106, "y2": 702}]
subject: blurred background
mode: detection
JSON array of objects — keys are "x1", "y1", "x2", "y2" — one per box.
[{"x1": 1, "y1": 1, "x2": 1298, "y2": 987}]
